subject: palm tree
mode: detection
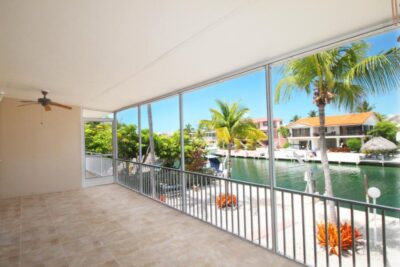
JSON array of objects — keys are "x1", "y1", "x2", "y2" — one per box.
[
  {"x1": 356, "y1": 100, "x2": 375, "y2": 112},
  {"x1": 308, "y1": 110, "x2": 318, "y2": 117},
  {"x1": 275, "y1": 42, "x2": 399, "y2": 222},
  {"x1": 200, "y1": 100, "x2": 266, "y2": 178},
  {"x1": 290, "y1": 115, "x2": 301, "y2": 122},
  {"x1": 184, "y1": 123, "x2": 195, "y2": 134}
]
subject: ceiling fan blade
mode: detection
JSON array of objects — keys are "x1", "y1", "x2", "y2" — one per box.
[
  {"x1": 44, "y1": 104, "x2": 51, "y2": 111},
  {"x1": 19, "y1": 100, "x2": 37, "y2": 103},
  {"x1": 18, "y1": 103, "x2": 39, "y2": 107},
  {"x1": 49, "y1": 102, "x2": 72, "y2": 110}
]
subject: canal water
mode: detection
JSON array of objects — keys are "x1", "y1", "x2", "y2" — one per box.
[{"x1": 229, "y1": 157, "x2": 400, "y2": 208}]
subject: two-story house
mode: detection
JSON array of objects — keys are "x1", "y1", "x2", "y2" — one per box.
[
  {"x1": 253, "y1": 118, "x2": 285, "y2": 147},
  {"x1": 287, "y1": 112, "x2": 378, "y2": 150}
]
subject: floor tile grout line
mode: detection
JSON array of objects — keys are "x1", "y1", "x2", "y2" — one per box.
[{"x1": 45, "y1": 191, "x2": 71, "y2": 266}]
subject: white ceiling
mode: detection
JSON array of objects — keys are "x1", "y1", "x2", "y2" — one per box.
[{"x1": 0, "y1": 0, "x2": 394, "y2": 111}]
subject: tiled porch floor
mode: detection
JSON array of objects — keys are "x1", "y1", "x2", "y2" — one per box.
[{"x1": 0, "y1": 184, "x2": 300, "y2": 267}]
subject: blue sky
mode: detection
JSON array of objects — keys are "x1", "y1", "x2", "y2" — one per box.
[{"x1": 117, "y1": 29, "x2": 399, "y2": 133}]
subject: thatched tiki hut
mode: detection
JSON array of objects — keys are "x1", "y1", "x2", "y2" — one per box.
[{"x1": 361, "y1": 136, "x2": 397, "y2": 157}]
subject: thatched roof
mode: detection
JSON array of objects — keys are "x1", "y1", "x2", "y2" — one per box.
[{"x1": 361, "y1": 137, "x2": 397, "y2": 153}]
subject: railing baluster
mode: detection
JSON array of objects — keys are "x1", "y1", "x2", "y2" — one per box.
[
  {"x1": 215, "y1": 178, "x2": 218, "y2": 226},
  {"x1": 192, "y1": 174, "x2": 195, "y2": 216},
  {"x1": 337, "y1": 201, "x2": 342, "y2": 267},
  {"x1": 291, "y1": 193, "x2": 296, "y2": 260},
  {"x1": 231, "y1": 179, "x2": 234, "y2": 234},
  {"x1": 250, "y1": 185, "x2": 254, "y2": 242},
  {"x1": 200, "y1": 175, "x2": 204, "y2": 220},
  {"x1": 237, "y1": 182, "x2": 240, "y2": 236},
  {"x1": 365, "y1": 206, "x2": 370, "y2": 267},
  {"x1": 170, "y1": 169, "x2": 173, "y2": 206},
  {"x1": 205, "y1": 176, "x2": 208, "y2": 222},
  {"x1": 196, "y1": 174, "x2": 200, "y2": 218},
  {"x1": 225, "y1": 180, "x2": 228, "y2": 231},
  {"x1": 188, "y1": 173, "x2": 191, "y2": 215},
  {"x1": 265, "y1": 187, "x2": 269, "y2": 249},
  {"x1": 209, "y1": 177, "x2": 212, "y2": 224},
  {"x1": 174, "y1": 170, "x2": 176, "y2": 207},
  {"x1": 257, "y1": 186, "x2": 261, "y2": 245},
  {"x1": 382, "y1": 209, "x2": 386, "y2": 267},
  {"x1": 350, "y1": 204, "x2": 355, "y2": 267},
  {"x1": 324, "y1": 199, "x2": 329, "y2": 267},
  {"x1": 243, "y1": 184, "x2": 247, "y2": 240},
  {"x1": 219, "y1": 179, "x2": 222, "y2": 228},
  {"x1": 312, "y1": 196, "x2": 317, "y2": 267},
  {"x1": 163, "y1": 171, "x2": 167, "y2": 204},
  {"x1": 282, "y1": 191, "x2": 286, "y2": 255},
  {"x1": 301, "y1": 195, "x2": 306, "y2": 264}
]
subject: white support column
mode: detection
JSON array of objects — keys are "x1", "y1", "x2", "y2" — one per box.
[
  {"x1": 112, "y1": 112, "x2": 118, "y2": 183},
  {"x1": 265, "y1": 65, "x2": 278, "y2": 252},
  {"x1": 138, "y1": 106, "x2": 143, "y2": 194},
  {"x1": 179, "y1": 93, "x2": 187, "y2": 212}
]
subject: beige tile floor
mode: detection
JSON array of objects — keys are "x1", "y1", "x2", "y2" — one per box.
[{"x1": 0, "y1": 184, "x2": 301, "y2": 267}]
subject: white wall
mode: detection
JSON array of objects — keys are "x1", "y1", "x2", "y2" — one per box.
[{"x1": 0, "y1": 98, "x2": 82, "y2": 198}]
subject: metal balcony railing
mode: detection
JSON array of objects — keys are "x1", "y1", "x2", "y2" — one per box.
[
  {"x1": 85, "y1": 152, "x2": 113, "y2": 178},
  {"x1": 115, "y1": 159, "x2": 400, "y2": 267}
]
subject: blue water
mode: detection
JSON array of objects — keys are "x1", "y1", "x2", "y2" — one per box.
[{"x1": 229, "y1": 157, "x2": 400, "y2": 208}]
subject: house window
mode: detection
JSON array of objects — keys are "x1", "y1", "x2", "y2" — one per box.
[{"x1": 292, "y1": 128, "x2": 310, "y2": 137}]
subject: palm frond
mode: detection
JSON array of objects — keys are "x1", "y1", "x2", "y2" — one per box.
[
  {"x1": 331, "y1": 41, "x2": 368, "y2": 78},
  {"x1": 198, "y1": 120, "x2": 214, "y2": 130},
  {"x1": 215, "y1": 127, "x2": 231, "y2": 144},
  {"x1": 345, "y1": 48, "x2": 400, "y2": 94},
  {"x1": 332, "y1": 82, "x2": 365, "y2": 111},
  {"x1": 274, "y1": 76, "x2": 299, "y2": 103}
]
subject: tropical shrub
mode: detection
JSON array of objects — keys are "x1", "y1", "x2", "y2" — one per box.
[
  {"x1": 85, "y1": 122, "x2": 113, "y2": 154},
  {"x1": 185, "y1": 147, "x2": 207, "y2": 172},
  {"x1": 117, "y1": 123, "x2": 139, "y2": 159},
  {"x1": 154, "y1": 133, "x2": 181, "y2": 167},
  {"x1": 283, "y1": 142, "x2": 290, "y2": 148},
  {"x1": 317, "y1": 222, "x2": 362, "y2": 255},
  {"x1": 368, "y1": 121, "x2": 398, "y2": 143},
  {"x1": 346, "y1": 138, "x2": 361, "y2": 152},
  {"x1": 216, "y1": 193, "x2": 237, "y2": 208},
  {"x1": 278, "y1": 126, "x2": 290, "y2": 138}
]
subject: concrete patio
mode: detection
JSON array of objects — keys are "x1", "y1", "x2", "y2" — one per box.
[{"x1": 0, "y1": 184, "x2": 300, "y2": 267}]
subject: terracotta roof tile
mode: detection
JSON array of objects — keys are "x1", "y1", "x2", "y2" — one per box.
[{"x1": 290, "y1": 112, "x2": 374, "y2": 127}]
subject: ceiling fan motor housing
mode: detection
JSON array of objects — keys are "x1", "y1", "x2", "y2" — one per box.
[{"x1": 38, "y1": 97, "x2": 51, "y2": 106}]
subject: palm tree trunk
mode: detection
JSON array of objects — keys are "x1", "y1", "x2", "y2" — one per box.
[
  {"x1": 147, "y1": 104, "x2": 156, "y2": 197},
  {"x1": 318, "y1": 104, "x2": 337, "y2": 223},
  {"x1": 225, "y1": 142, "x2": 233, "y2": 195},
  {"x1": 226, "y1": 142, "x2": 232, "y2": 179},
  {"x1": 141, "y1": 146, "x2": 150, "y2": 164}
]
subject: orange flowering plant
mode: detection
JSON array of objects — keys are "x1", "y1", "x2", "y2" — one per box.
[
  {"x1": 317, "y1": 222, "x2": 362, "y2": 255},
  {"x1": 216, "y1": 193, "x2": 237, "y2": 208}
]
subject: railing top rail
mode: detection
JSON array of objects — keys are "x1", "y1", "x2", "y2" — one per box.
[
  {"x1": 116, "y1": 158, "x2": 400, "y2": 213},
  {"x1": 274, "y1": 186, "x2": 400, "y2": 213},
  {"x1": 86, "y1": 152, "x2": 113, "y2": 156},
  {"x1": 116, "y1": 158, "x2": 273, "y2": 188}
]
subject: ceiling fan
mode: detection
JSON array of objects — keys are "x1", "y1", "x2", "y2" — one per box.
[{"x1": 18, "y1": 90, "x2": 72, "y2": 111}]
